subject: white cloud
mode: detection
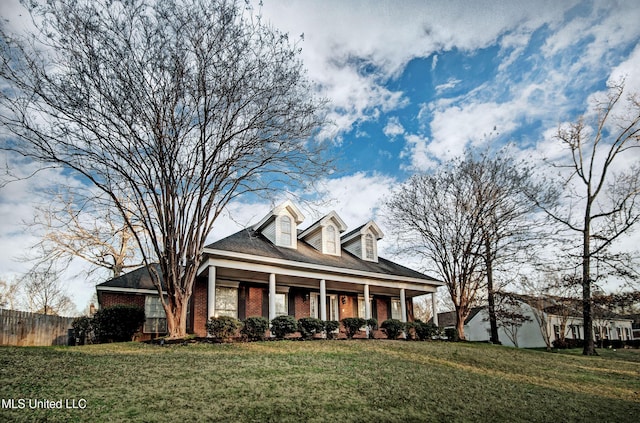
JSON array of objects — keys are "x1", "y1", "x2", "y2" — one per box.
[
  {"x1": 258, "y1": 0, "x2": 579, "y2": 140},
  {"x1": 435, "y1": 78, "x2": 461, "y2": 94},
  {"x1": 382, "y1": 116, "x2": 405, "y2": 139},
  {"x1": 400, "y1": 133, "x2": 437, "y2": 171}
]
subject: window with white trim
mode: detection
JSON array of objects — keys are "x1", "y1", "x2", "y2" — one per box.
[
  {"x1": 365, "y1": 233, "x2": 375, "y2": 260},
  {"x1": 280, "y1": 216, "x2": 292, "y2": 247},
  {"x1": 274, "y1": 293, "x2": 288, "y2": 317},
  {"x1": 358, "y1": 296, "x2": 373, "y2": 319},
  {"x1": 391, "y1": 298, "x2": 402, "y2": 320},
  {"x1": 326, "y1": 225, "x2": 337, "y2": 254},
  {"x1": 215, "y1": 286, "x2": 238, "y2": 318},
  {"x1": 144, "y1": 296, "x2": 167, "y2": 333}
]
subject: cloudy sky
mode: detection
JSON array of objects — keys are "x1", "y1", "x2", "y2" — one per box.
[{"x1": 1, "y1": 0, "x2": 639, "y2": 312}]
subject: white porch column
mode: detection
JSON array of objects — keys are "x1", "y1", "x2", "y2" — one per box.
[
  {"x1": 431, "y1": 292, "x2": 438, "y2": 326},
  {"x1": 400, "y1": 288, "x2": 407, "y2": 339},
  {"x1": 364, "y1": 283, "x2": 371, "y2": 338},
  {"x1": 364, "y1": 284, "x2": 371, "y2": 319},
  {"x1": 269, "y1": 273, "x2": 276, "y2": 321},
  {"x1": 319, "y1": 279, "x2": 327, "y2": 321},
  {"x1": 207, "y1": 265, "x2": 216, "y2": 318}
]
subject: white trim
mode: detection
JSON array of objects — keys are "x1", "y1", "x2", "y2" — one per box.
[
  {"x1": 216, "y1": 280, "x2": 240, "y2": 288},
  {"x1": 202, "y1": 248, "x2": 443, "y2": 288},
  {"x1": 96, "y1": 286, "x2": 166, "y2": 295}
]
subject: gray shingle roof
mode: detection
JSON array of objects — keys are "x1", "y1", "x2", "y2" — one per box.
[
  {"x1": 206, "y1": 228, "x2": 438, "y2": 282},
  {"x1": 97, "y1": 264, "x2": 165, "y2": 290}
]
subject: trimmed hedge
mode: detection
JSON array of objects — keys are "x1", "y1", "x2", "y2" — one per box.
[
  {"x1": 324, "y1": 320, "x2": 340, "y2": 339},
  {"x1": 414, "y1": 321, "x2": 439, "y2": 341},
  {"x1": 242, "y1": 316, "x2": 269, "y2": 341},
  {"x1": 341, "y1": 317, "x2": 366, "y2": 339},
  {"x1": 298, "y1": 317, "x2": 325, "y2": 340},
  {"x1": 92, "y1": 305, "x2": 145, "y2": 343},
  {"x1": 270, "y1": 315, "x2": 298, "y2": 339},
  {"x1": 206, "y1": 316, "x2": 241, "y2": 341},
  {"x1": 72, "y1": 316, "x2": 94, "y2": 345},
  {"x1": 381, "y1": 319, "x2": 405, "y2": 340}
]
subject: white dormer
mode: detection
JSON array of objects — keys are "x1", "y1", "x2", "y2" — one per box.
[
  {"x1": 341, "y1": 221, "x2": 384, "y2": 262},
  {"x1": 298, "y1": 211, "x2": 348, "y2": 256},
  {"x1": 253, "y1": 200, "x2": 305, "y2": 249}
]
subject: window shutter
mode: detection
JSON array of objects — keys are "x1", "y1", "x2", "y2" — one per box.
[
  {"x1": 288, "y1": 290, "x2": 296, "y2": 317},
  {"x1": 238, "y1": 286, "x2": 246, "y2": 321},
  {"x1": 261, "y1": 288, "x2": 269, "y2": 319}
]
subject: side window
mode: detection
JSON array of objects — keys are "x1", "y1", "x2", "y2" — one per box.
[{"x1": 144, "y1": 296, "x2": 167, "y2": 333}]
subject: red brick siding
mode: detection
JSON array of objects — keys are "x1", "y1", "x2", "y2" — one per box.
[
  {"x1": 375, "y1": 297, "x2": 389, "y2": 323},
  {"x1": 246, "y1": 286, "x2": 264, "y2": 317},
  {"x1": 338, "y1": 294, "x2": 358, "y2": 319},
  {"x1": 100, "y1": 292, "x2": 145, "y2": 309},
  {"x1": 192, "y1": 279, "x2": 208, "y2": 337},
  {"x1": 294, "y1": 292, "x2": 310, "y2": 318}
]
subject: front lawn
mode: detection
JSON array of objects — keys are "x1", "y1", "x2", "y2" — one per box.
[{"x1": 1, "y1": 341, "x2": 638, "y2": 422}]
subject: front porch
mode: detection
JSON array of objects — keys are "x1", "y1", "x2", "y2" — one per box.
[{"x1": 191, "y1": 258, "x2": 439, "y2": 337}]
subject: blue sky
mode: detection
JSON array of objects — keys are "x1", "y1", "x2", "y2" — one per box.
[{"x1": 1, "y1": 0, "x2": 639, "y2": 312}]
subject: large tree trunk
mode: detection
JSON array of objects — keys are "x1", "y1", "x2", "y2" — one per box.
[
  {"x1": 485, "y1": 240, "x2": 500, "y2": 344},
  {"x1": 582, "y1": 211, "x2": 596, "y2": 355},
  {"x1": 455, "y1": 306, "x2": 466, "y2": 340}
]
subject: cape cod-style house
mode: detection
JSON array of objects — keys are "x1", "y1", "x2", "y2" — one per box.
[{"x1": 96, "y1": 200, "x2": 443, "y2": 339}]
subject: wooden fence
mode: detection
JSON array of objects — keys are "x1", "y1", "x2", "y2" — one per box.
[{"x1": 0, "y1": 309, "x2": 74, "y2": 346}]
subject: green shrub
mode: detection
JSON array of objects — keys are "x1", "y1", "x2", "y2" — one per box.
[
  {"x1": 405, "y1": 321, "x2": 418, "y2": 340},
  {"x1": 414, "y1": 321, "x2": 440, "y2": 341},
  {"x1": 270, "y1": 315, "x2": 298, "y2": 339},
  {"x1": 444, "y1": 327, "x2": 459, "y2": 342},
  {"x1": 206, "y1": 316, "x2": 241, "y2": 341},
  {"x1": 366, "y1": 318, "x2": 378, "y2": 339},
  {"x1": 297, "y1": 317, "x2": 325, "y2": 340},
  {"x1": 241, "y1": 316, "x2": 269, "y2": 341},
  {"x1": 92, "y1": 305, "x2": 145, "y2": 343},
  {"x1": 381, "y1": 319, "x2": 405, "y2": 340},
  {"x1": 324, "y1": 320, "x2": 340, "y2": 339},
  {"x1": 341, "y1": 317, "x2": 366, "y2": 339},
  {"x1": 71, "y1": 316, "x2": 94, "y2": 345}
]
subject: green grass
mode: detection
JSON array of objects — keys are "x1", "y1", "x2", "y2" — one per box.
[{"x1": 1, "y1": 341, "x2": 639, "y2": 422}]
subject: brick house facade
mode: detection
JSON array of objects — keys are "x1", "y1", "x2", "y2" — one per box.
[{"x1": 96, "y1": 201, "x2": 442, "y2": 340}]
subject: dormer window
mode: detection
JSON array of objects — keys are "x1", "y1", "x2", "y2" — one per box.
[
  {"x1": 365, "y1": 233, "x2": 375, "y2": 260},
  {"x1": 253, "y1": 200, "x2": 304, "y2": 249},
  {"x1": 298, "y1": 211, "x2": 348, "y2": 256},
  {"x1": 326, "y1": 225, "x2": 337, "y2": 254},
  {"x1": 341, "y1": 221, "x2": 384, "y2": 262},
  {"x1": 280, "y1": 216, "x2": 292, "y2": 247}
]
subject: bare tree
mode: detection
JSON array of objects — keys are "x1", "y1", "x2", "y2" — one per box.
[
  {"x1": 0, "y1": 0, "x2": 329, "y2": 338},
  {"x1": 26, "y1": 192, "x2": 144, "y2": 279},
  {"x1": 21, "y1": 264, "x2": 76, "y2": 316},
  {"x1": 386, "y1": 161, "x2": 486, "y2": 340},
  {"x1": 531, "y1": 82, "x2": 640, "y2": 355},
  {"x1": 0, "y1": 278, "x2": 21, "y2": 309},
  {"x1": 464, "y1": 148, "x2": 540, "y2": 344},
  {"x1": 413, "y1": 295, "x2": 434, "y2": 323}
]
